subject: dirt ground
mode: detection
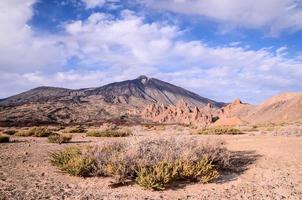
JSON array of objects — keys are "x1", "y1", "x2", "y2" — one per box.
[{"x1": 0, "y1": 126, "x2": 301, "y2": 200}]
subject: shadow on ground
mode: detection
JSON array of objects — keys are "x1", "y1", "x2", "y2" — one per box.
[
  {"x1": 164, "y1": 151, "x2": 261, "y2": 190},
  {"x1": 218, "y1": 150, "x2": 261, "y2": 183}
]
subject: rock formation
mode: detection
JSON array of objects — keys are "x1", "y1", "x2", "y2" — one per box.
[{"x1": 141, "y1": 100, "x2": 213, "y2": 125}]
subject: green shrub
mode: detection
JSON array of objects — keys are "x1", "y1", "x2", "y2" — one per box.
[
  {"x1": 48, "y1": 134, "x2": 72, "y2": 144},
  {"x1": 176, "y1": 157, "x2": 219, "y2": 183},
  {"x1": 3, "y1": 130, "x2": 17, "y2": 135},
  {"x1": 50, "y1": 147, "x2": 94, "y2": 177},
  {"x1": 136, "y1": 162, "x2": 179, "y2": 190},
  {"x1": 16, "y1": 127, "x2": 54, "y2": 137},
  {"x1": 86, "y1": 130, "x2": 131, "y2": 137},
  {"x1": 195, "y1": 127, "x2": 242, "y2": 135},
  {"x1": 0, "y1": 135, "x2": 10, "y2": 143},
  {"x1": 136, "y1": 157, "x2": 219, "y2": 190}
]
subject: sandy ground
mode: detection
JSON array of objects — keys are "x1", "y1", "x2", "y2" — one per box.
[{"x1": 0, "y1": 127, "x2": 302, "y2": 200}]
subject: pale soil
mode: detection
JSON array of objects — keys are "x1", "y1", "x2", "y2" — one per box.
[{"x1": 0, "y1": 126, "x2": 302, "y2": 200}]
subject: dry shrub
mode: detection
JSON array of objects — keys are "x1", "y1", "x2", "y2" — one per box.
[
  {"x1": 86, "y1": 129, "x2": 131, "y2": 137},
  {"x1": 50, "y1": 147, "x2": 94, "y2": 177},
  {"x1": 195, "y1": 126, "x2": 242, "y2": 135},
  {"x1": 15, "y1": 127, "x2": 54, "y2": 137},
  {"x1": 0, "y1": 135, "x2": 10, "y2": 143},
  {"x1": 48, "y1": 134, "x2": 72, "y2": 144},
  {"x1": 3, "y1": 130, "x2": 17, "y2": 135},
  {"x1": 90, "y1": 136, "x2": 229, "y2": 190},
  {"x1": 64, "y1": 126, "x2": 87, "y2": 133},
  {"x1": 239, "y1": 125, "x2": 258, "y2": 132},
  {"x1": 50, "y1": 137, "x2": 229, "y2": 190},
  {"x1": 144, "y1": 124, "x2": 166, "y2": 131}
]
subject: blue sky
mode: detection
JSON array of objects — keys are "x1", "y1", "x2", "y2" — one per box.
[{"x1": 0, "y1": 0, "x2": 302, "y2": 104}]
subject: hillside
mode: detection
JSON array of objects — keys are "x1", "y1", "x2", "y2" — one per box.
[
  {"x1": 0, "y1": 75, "x2": 221, "y2": 126},
  {"x1": 216, "y1": 92, "x2": 302, "y2": 125}
]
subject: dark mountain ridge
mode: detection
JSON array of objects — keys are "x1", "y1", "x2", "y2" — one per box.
[
  {"x1": 0, "y1": 75, "x2": 222, "y2": 126},
  {"x1": 0, "y1": 75, "x2": 222, "y2": 108}
]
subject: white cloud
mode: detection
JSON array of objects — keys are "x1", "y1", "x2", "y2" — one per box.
[
  {"x1": 0, "y1": 1, "x2": 301, "y2": 104},
  {"x1": 81, "y1": 0, "x2": 120, "y2": 9},
  {"x1": 0, "y1": 0, "x2": 68, "y2": 73},
  {"x1": 64, "y1": 11, "x2": 179, "y2": 69},
  {"x1": 82, "y1": 0, "x2": 106, "y2": 9},
  {"x1": 141, "y1": 0, "x2": 302, "y2": 35}
]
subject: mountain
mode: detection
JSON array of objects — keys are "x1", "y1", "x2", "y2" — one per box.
[
  {"x1": 216, "y1": 92, "x2": 302, "y2": 125},
  {"x1": 0, "y1": 75, "x2": 221, "y2": 107},
  {"x1": 246, "y1": 92, "x2": 302, "y2": 124},
  {"x1": 0, "y1": 75, "x2": 222, "y2": 126}
]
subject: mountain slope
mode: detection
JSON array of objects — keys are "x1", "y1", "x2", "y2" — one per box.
[
  {"x1": 0, "y1": 76, "x2": 221, "y2": 108},
  {"x1": 246, "y1": 92, "x2": 302, "y2": 124},
  {"x1": 217, "y1": 92, "x2": 302, "y2": 125},
  {"x1": 0, "y1": 75, "x2": 221, "y2": 126}
]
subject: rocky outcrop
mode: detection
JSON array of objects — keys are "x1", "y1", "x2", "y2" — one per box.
[{"x1": 142, "y1": 100, "x2": 213, "y2": 125}]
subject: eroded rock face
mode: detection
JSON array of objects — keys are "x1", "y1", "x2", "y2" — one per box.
[{"x1": 141, "y1": 100, "x2": 213, "y2": 125}]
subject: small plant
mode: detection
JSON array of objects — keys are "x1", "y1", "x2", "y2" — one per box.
[
  {"x1": 135, "y1": 157, "x2": 219, "y2": 190},
  {"x1": 3, "y1": 130, "x2": 17, "y2": 135},
  {"x1": 0, "y1": 135, "x2": 10, "y2": 143},
  {"x1": 66, "y1": 126, "x2": 87, "y2": 133},
  {"x1": 15, "y1": 130, "x2": 33, "y2": 137},
  {"x1": 86, "y1": 130, "x2": 131, "y2": 137},
  {"x1": 136, "y1": 162, "x2": 179, "y2": 190},
  {"x1": 176, "y1": 157, "x2": 219, "y2": 183},
  {"x1": 195, "y1": 127, "x2": 242, "y2": 135},
  {"x1": 15, "y1": 127, "x2": 54, "y2": 137},
  {"x1": 50, "y1": 147, "x2": 94, "y2": 177},
  {"x1": 48, "y1": 134, "x2": 72, "y2": 144}
]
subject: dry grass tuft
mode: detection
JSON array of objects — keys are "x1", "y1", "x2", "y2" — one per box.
[
  {"x1": 194, "y1": 126, "x2": 242, "y2": 135},
  {"x1": 86, "y1": 129, "x2": 131, "y2": 137},
  {"x1": 64, "y1": 126, "x2": 87, "y2": 133},
  {"x1": 50, "y1": 147, "x2": 95, "y2": 177},
  {"x1": 3, "y1": 130, "x2": 17, "y2": 135},
  {"x1": 48, "y1": 134, "x2": 72, "y2": 144},
  {"x1": 15, "y1": 127, "x2": 54, "y2": 137}
]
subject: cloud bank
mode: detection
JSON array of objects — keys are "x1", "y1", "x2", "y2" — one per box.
[
  {"x1": 142, "y1": 0, "x2": 302, "y2": 35},
  {"x1": 0, "y1": 0, "x2": 301, "y2": 103}
]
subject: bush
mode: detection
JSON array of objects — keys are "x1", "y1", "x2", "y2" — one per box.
[
  {"x1": 51, "y1": 137, "x2": 229, "y2": 190},
  {"x1": 136, "y1": 157, "x2": 219, "y2": 190},
  {"x1": 48, "y1": 134, "x2": 72, "y2": 144},
  {"x1": 95, "y1": 137, "x2": 228, "y2": 189},
  {"x1": 0, "y1": 135, "x2": 10, "y2": 143},
  {"x1": 136, "y1": 161, "x2": 179, "y2": 190},
  {"x1": 65, "y1": 126, "x2": 87, "y2": 133},
  {"x1": 195, "y1": 127, "x2": 242, "y2": 135},
  {"x1": 3, "y1": 130, "x2": 17, "y2": 135},
  {"x1": 15, "y1": 127, "x2": 54, "y2": 137},
  {"x1": 86, "y1": 130, "x2": 131, "y2": 137},
  {"x1": 50, "y1": 147, "x2": 94, "y2": 177}
]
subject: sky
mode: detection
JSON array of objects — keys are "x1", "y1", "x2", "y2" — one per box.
[{"x1": 0, "y1": 0, "x2": 302, "y2": 104}]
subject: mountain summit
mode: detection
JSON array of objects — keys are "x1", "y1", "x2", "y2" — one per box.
[
  {"x1": 0, "y1": 75, "x2": 221, "y2": 126},
  {"x1": 0, "y1": 75, "x2": 221, "y2": 108}
]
